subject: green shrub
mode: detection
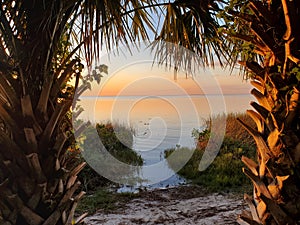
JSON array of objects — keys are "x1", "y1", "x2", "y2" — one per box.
[
  {"x1": 165, "y1": 113, "x2": 256, "y2": 192},
  {"x1": 96, "y1": 123, "x2": 143, "y2": 165},
  {"x1": 78, "y1": 122, "x2": 143, "y2": 192}
]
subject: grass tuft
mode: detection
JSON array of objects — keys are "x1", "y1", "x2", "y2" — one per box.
[{"x1": 76, "y1": 188, "x2": 139, "y2": 215}]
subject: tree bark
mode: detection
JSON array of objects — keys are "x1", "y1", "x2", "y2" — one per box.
[{"x1": 230, "y1": 1, "x2": 300, "y2": 224}]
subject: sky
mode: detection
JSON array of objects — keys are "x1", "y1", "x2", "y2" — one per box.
[
  {"x1": 80, "y1": 42, "x2": 253, "y2": 97},
  {"x1": 103, "y1": 69, "x2": 250, "y2": 96}
]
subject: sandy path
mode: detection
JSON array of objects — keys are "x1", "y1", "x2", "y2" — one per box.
[{"x1": 84, "y1": 186, "x2": 246, "y2": 225}]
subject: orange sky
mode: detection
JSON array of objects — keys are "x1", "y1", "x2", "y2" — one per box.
[
  {"x1": 79, "y1": 42, "x2": 253, "y2": 97},
  {"x1": 82, "y1": 63, "x2": 252, "y2": 97}
]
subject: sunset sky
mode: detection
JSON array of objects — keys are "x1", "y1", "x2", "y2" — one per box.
[
  {"x1": 82, "y1": 62, "x2": 252, "y2": 97},
  {"x1": 81, "y1": 43, "x2": 253, "y2": 97}
]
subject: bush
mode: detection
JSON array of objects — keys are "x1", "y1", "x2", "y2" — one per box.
[
  {"x1": 96, "y1": 123, "x2": 143, "y2": 165},
  {"x1": 194, "y1": 113, "x2": 255, "y2": 149},
  {"x1": 165, "y1": 113, "x2": 256, "y2": 192},
  {"x1": 78, "y1": 122, "x2": 143, "y2": 192}
]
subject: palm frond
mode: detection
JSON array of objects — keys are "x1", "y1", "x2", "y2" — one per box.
[
  {"x1": 152, "y1": 0, "x2": 229, "y2": 73},
  {"x1": 78, "y1": 0, "x2": 157, "y2": 66}
]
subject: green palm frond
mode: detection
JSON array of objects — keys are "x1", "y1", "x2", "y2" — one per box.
[
  {"x1": 1, "y1": 0, "x2": 228, "y2": 77},
  {"x1": 78, "y1": 0, "x2": 157, "y2": 66},
  {"x1": 152, "y1": 0, "x2": 229, "y2": 73}
]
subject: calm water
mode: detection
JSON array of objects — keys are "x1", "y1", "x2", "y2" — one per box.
[{"x1": 77, "y1": 94, "x2": 255, "y2": 187}]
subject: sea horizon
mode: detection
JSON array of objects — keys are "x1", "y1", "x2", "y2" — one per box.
[{"x1": 78, "y1": 93, "x2": 253, "y2": 99}]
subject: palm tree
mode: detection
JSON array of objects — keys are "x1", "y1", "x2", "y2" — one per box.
[
  {"x1": 0, "y1": 1, "x2": 225, "y2": 224},
  {"x1": 221, "y1": 0, "x2": 300, "y2": 224}
]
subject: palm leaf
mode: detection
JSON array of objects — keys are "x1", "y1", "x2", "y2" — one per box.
[{"x1": 151, "y1": 0, "x2": 228, "y2": 74}]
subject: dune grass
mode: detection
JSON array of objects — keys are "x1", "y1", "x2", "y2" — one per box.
[{"x1": 165, "y1": 113, "x2": 256, "y2": 192}]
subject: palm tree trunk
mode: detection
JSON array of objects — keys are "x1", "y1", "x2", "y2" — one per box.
[
  {"x1": 0, "y1": 1, "x2": 90, "y2": 223},
  {"x1": 0, "y1": 77, "x2": 87, "y2": 225},
  {"x1": 229, "y1": 1, "x2": 300, "y2": 224}
]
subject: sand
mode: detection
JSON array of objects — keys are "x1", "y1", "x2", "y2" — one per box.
[{"x1": 84, "y1": 185, "x2": 246, "y2": 225}]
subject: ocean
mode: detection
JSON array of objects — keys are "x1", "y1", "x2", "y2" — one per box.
[{"x1": 76, "y1": 94, "x2": 255, "y2": 187}]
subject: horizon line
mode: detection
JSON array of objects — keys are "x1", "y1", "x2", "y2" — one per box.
[{"x1": 78, "y1": 93, "x2": 252, "y2": 99}]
